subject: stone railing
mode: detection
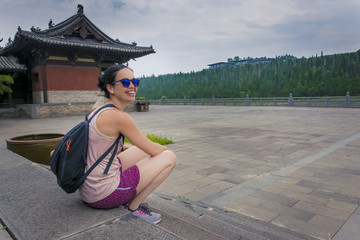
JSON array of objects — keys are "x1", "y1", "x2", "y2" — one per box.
[{"x1": 149, "y1": 92, "x2": 360, "y2": 108}]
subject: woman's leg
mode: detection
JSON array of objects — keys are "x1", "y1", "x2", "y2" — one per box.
[
  {"x1": 118, "y1": 146, "x2": 150, "y2": 170},
  {"x1": 127, "y1": 150, "x2": 177, "y2": 210}
]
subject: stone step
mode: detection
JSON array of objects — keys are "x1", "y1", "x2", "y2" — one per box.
[
  {"x1": 0, "y1": 148, "x2": 314, "y2": 240},
  {"x1": 146, "y1": 194, "x2": 314, "y2": 240},
  {"x1": 62, "y1": 193, "x2": 315, "y2": 240},
  {"x1": 50, "y1": 193, "x2": 314, "y2": 240}
]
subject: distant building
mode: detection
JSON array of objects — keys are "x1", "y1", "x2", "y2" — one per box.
[
  {"x1": 207, "y1": 62, "x2": 229, "y2": 69},
  {"x1": 208, "y1": 58, "x2": 275, "y2": 69},
  {"x1": 0, "y1": 4, "x2": 155, "y2": 105}
]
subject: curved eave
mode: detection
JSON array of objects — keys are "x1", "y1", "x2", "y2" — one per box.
[
  {"x1": 0, "y1": 56, "x2": 27, "y2": 73},
  {"x1": 2, "y1": 31, "x2": 155, "y2": 58}
]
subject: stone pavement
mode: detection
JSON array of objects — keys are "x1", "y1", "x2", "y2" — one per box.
[{"x1": 1, "y1": 105, "x2": 360, "y2": 239}]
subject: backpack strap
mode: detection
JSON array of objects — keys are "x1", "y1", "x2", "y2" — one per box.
[
  {"x1": 81, "y1": 103, "x2": 123, "y2": 180},
  {"x1": 86, "y1": 103, "x2": 117, "y2": 122},
  {"x1": 81, "y1": 133, "x2": 123, "y2": 182},
  {"x1": 103, "y1": 134, "x2": 123, "y2": 174}
]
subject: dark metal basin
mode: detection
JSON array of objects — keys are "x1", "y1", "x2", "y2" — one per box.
[{"x1": 6, "y1": 133, "x2": 64, "y2": 166}]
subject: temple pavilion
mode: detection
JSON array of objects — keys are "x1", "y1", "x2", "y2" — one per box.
[{"x1": 0, "y1": 4, "x2": 155, "y2": 105}]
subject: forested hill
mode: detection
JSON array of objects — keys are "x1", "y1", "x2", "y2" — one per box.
[{"x1": 136, "y1": 50, "x2": 360, "y2": 99}]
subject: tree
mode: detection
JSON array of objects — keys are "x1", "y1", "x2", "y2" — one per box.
[
  {"x1": 0, "y1": 34, "x2": 15, "y2": 96},
  {"x1": 0, "y1": 74, "x2": 14, "y2": 95},
  {"x1": 136, "y1": 52, "x2": 360, "y2": 98}
]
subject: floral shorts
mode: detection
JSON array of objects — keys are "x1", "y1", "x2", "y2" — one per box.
[{"x1": 87, "y1": 157, "x2": 140, "y2": 209}]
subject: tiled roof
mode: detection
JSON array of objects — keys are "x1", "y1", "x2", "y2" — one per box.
[
  {"x1": 15, "y1": 30, "x2": 154, "y2": 56},
  {"x1": 0, "y1": 56, "x2": 26, "y2": 72},
  {"x1": 1, "y1": 5, "x2": 155, "y2": 59}
]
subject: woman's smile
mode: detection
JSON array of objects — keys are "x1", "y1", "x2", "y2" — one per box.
[{"x1": 125, "y1": 89, "x2": 136, "y2": 97}]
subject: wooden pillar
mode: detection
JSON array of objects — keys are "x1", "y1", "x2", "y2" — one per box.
[
  {"x1": 41, "y1": 65, "x2": 48, "y2": 103},
  {"x1": 5, "y1": 85, "x2": 14, "y2": 107}
]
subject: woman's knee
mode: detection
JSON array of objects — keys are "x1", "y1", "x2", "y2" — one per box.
[{"x1": 161, "y1": 150, "x2": 177, "y2": 167}]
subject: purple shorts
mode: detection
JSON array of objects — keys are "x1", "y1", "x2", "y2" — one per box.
[{"x1": 87, "y1": 157, "x2": 140, "y2": 209}]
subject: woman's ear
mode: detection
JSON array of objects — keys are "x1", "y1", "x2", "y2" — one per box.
[{"x1": 106, "y1": 84, "x2": 114, "y2": 94}]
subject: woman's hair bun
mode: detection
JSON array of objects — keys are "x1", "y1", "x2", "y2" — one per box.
[{"x1": 97, "y1": 75, "x2": 106, "y2": 90}]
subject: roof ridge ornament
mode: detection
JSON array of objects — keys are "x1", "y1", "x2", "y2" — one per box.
[
  {"x1": 48, "y1": 19, "x2": 55, "y2": 28},
  {"x1": 77, "y1": 4, "x2": 84, "y2": 14},
  {"x1": 30, "y1": 26, "x2": 41, "y2": 32}
]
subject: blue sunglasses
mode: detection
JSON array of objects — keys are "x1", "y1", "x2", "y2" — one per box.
[{"x1": 111, "y1": 78, "x2": 140, "y2": 88}]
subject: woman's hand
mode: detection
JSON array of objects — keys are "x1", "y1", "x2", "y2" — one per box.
[{"x1": 122, "y1": 143, "x2": 132, "y2": 151}]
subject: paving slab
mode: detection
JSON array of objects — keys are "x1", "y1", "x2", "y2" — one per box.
[
  {"x1": 332, "y1": 207, "x2": 360, "y2": 240},
  {"x1": 1, "y1": 105, "x2": 360, "y2": 239}
]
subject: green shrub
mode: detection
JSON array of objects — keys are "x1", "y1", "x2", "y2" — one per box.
[{"x1": 0, "y1": 74, "x2": 14, "y2": 95}]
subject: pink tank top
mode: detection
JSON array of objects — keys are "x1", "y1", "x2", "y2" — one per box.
[{"x1": 79, "y1": 107, "x2": 123, "y2": 203}]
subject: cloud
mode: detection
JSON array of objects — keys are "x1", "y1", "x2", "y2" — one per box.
[{"x1": 1, "y1": 0, "x2": 359, "y2": 76}]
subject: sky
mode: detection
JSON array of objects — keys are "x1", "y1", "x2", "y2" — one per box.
[{"x1": 0, "y1": 0, "x2": 359, "y2": 77}]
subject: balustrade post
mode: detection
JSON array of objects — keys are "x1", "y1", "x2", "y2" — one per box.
[
  {"x1": 288, "y1": 93, "x2": 294, "y2": 106},
  {"x1": 212, "y1": 95, "x2": 215, "y2": 105},
  {"x1": 246, "y1": 94, "x2": 250, "y2": 106},
  {"x1": 184, "y1": 96, "x2": 187, "y2": 105},
  {"x1": 345, "y1": 91, "x2": 351, "y2": 107}
]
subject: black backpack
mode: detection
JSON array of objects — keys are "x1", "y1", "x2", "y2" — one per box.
[{"x1": 50, "y1": 104, "x2": 123, "y2": 193}]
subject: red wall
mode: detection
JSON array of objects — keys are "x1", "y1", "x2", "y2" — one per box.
[
  {"x1": 46, "y1": 65, "x2": 100, "y2": 91},
  {"x1": 31, "y1": 66, "x2": 43, "y2": 91}
]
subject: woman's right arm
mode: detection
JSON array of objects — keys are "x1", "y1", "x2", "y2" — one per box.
[
  {"x1": 114, "y1": 111, "x2": 166, "y2": 156},
  {"x1": 97, "y1": 109, "x2": 166, "y2": 156}
]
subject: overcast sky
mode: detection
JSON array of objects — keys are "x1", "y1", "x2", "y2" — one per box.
[{"x1": 1, "y1": 0, "x2": 359, "y2": 77}]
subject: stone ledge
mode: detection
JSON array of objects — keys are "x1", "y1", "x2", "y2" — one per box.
[{"x1": 0, "y1": 101, "x2": 138, "y2": 119}]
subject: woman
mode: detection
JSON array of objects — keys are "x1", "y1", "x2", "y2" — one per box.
[{"x1": 79, "y1": 64, "x2": 177, "y2": 224}]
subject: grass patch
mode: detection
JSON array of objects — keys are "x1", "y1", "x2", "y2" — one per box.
[
  {"x1": 178, "y1": 195, "x2": 190, "y2": 201},
  {"x1": 146, "y1": 133, "x2": 174, "y2": 145},
  {"x1": 125, "y1": 133, "x2": 174, "y2": 145}
]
